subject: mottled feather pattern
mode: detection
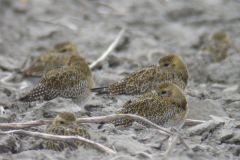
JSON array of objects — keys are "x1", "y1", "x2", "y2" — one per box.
[
  {"x1": 91, "y1": 54, "x2": 188, "y2": 96},
  {"x1": 20, "y1": 67, "x2": 90, "y2": 101},
  {"x1": 19, "y1": 55, "x2": 94, "y2": 104},
  {"x1": 154, "y1": 68, "x2": 188, "y2": 91},
  {"x1": 207, "y1": 32, "x2": 230, "y2": 62},
  {"x1": 46, "y1": 112, "x2": 90, "y2": 151},
  {"x1": 109, "y1": 68, "x2": 156, "y2": 95},
  {"x1": 58, "y1": 112, "x2": 76, "y2": 121},
  {"x1": 200, "y1": 32, "x2": 230, "y2": 62},
  {"x1": 111, "y1": 82, "x2": 188, "y2": 130},
  {"x1": 21, "y1": 42, "x2": 80, "y2": 77},
  {"x1": 46, "y1": 123, "x2": 89, "y2": 151}
]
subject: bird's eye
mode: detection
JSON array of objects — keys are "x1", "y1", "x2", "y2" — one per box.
[
  {"x1": 161, "y1": 91, "x2": 167, "y2": 94},
  {"x1": 59, "y1": 121, "x2": 64, "y2": 124},
  {"x1": 61, "y1": 49, "x2": 67, "y2": 52},
  {"x1": 164, "y1": 63, "x2": 169, "y2": 67}
]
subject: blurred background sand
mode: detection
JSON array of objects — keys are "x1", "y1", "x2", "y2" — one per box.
[{"x1": 0, "y1": 0, "x2": 240, "y2": 159}]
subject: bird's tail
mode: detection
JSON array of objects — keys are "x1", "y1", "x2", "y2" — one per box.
[
  {"x1": 90, "y1": 87, "x2": 109, "y2": 95},
  {"x1": 18, "y1": 93, "x2": 41, "y2": 102},
  {"x1": 97, "y1": 119, "x2": 133, "y2": 129},
  {"x1": 18, "y1": 95, "x2": 32, "y2": 102}
]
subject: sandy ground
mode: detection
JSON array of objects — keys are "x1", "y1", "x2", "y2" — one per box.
[{"x1": 0, "y1": 0, "x2": 240, "y2": 159}]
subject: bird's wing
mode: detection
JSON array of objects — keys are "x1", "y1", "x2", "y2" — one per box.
[
  {"x1": 43, "y1": 54, "x2": 71, "y2": 74},
  {"x1": 40, "y1": 67, "x2": 86, "y2": 89},
  {"x1": 119, "y1": 94, "x2": 157, "y2": 115},
  {"x1": 22, "y1": 53, "x2": 71, "y2": 76},
  {"x1": 19, "y1": 66, "x2": 89, "y2": 102},
  {"x1": 21, "y1": 54, "x2": 50, "y2": 76},
  {"x1": 120, "y1": 97, "x2": 183, "y2": 127},
  {"x1": 108, "y1": 68, "x2": 157, "y2": 95},
  {"x1": 65, "y1": 125, "x2": 89, "y2": 149},
  {"x1": 113, "y1": 95, "x2": 157, "y2": 127}
]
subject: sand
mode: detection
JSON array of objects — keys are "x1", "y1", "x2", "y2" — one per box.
[{"x1": 0, "y1": 0, "x2": 240, "y2": 159}]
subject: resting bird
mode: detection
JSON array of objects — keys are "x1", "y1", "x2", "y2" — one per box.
[
  {"x1": 200, "y1": 32, "x2": 230, "y2": 63},
  {"x1": 91, "y1": 54, "x2": 188, "y2": 95},
  {"x1": 112, "y1": 81, "x2": 188, "y2": 130},
  {"x1": 21, "y1": 41, "x2": 79, "y2": 77},
  {"x1": 18, "y1": 55, "x2": 94, "y2": 104},
  {"x1": 46, "y1": 112, "x2": 90, "y2": 151}
]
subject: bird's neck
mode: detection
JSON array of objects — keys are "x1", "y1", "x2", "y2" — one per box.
[{"x1": 74, "y1": 60, "x2": 92, "y2": 76}]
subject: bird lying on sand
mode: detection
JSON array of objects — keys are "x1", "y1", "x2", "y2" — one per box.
[
  {"x1": 46, "y1": 112, "x2": 90, "y2": 151},
  {"x1": 199, "y1": 32, "x2": 231, "y2": 63},
  {"x1": 21, "y1": 41, "x2": 80, "y2": 77},
  {"x1": 18, "y1": 55, "x2": 94, "y2": 105},
  {"x1": 91, "y1": 54, "x2": 188, "y2": 96},
  {"x1": 111, "y1": 81, "x2": 188, "y2": 130}
]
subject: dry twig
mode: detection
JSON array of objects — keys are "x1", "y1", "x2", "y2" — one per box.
[
  {"x1": 96, "y1": 2, "x2": 126, "y2": 16},
  {"x1": 0, "y1": 115, "x2": 203, "y2": 131},
  {"x1": 163, "y1": 134, "x2": 180, "y2": 158},
  {"x1": 0, "y1": 130, "x2": 116, "y2": 155},
  {"x1": 20, "y1": 52, "x2": 31, "y2": 70},
  {"x1": 179, "y1": 136, "x2": 192, "y2": 151},
  {"x1": 77, "y1": 114, "x2": 174, "y2": 135},
  {"x1": 184, "y1": 119, "x2": 205, "y2": 126},
  {"x1": 0, "y1": 114, "x2": 172, "y2": 135},
  {"x1": 0, "y1": 114, "x2": 194, "y2": 155},
  {"x1": 89, "y1": 28, "x2": 126, "y2": 69},
  {"x1": 0, "y1": 119, "x2": 53, "y2": 130},
  {"x1": 35, "y1": 18, "x2": 77, "y2": 30},
  {"x1": 0, "y1": 72, "x2": 28, "y2": 89}
]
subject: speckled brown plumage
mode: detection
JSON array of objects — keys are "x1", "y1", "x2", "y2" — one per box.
[
  {"x1": 91, "y1": 54, "x2": 188, "y2": 95},
  {"x1": 18, "y1": 55, "x2": 94, "y2": 104},
  {"x1": 46, "y1": 112, "x2": 90, "y2": 151},
  {"x1": 112, "y1": 81, "x2": 188, "y2": 130},
  {"x1": 201, "y1": 32, "x2": 230, "y2": 62},
  {"x1": 21, "y1": 42, "x2": 79, "y2": 77}
]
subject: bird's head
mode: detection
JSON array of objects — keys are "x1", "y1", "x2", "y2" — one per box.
[
  {"x1": 52, "y1": 112, "x2": 76, "y2": 126},
  {"x1": 211, "y1": 32, "x2": 228, "y2": 43},
  {"x1": 158, "y1": 54, "x2": 187, "y2": 71},
  {"x1": 155, "y1": 81, "x2": 185, "y2": 100},
  {"x1": 53, "y1": 41, "x2": 78, "y2": 53},
  {"x1": 68, "y1": 55, "x2": 87, "y2": 66}
]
